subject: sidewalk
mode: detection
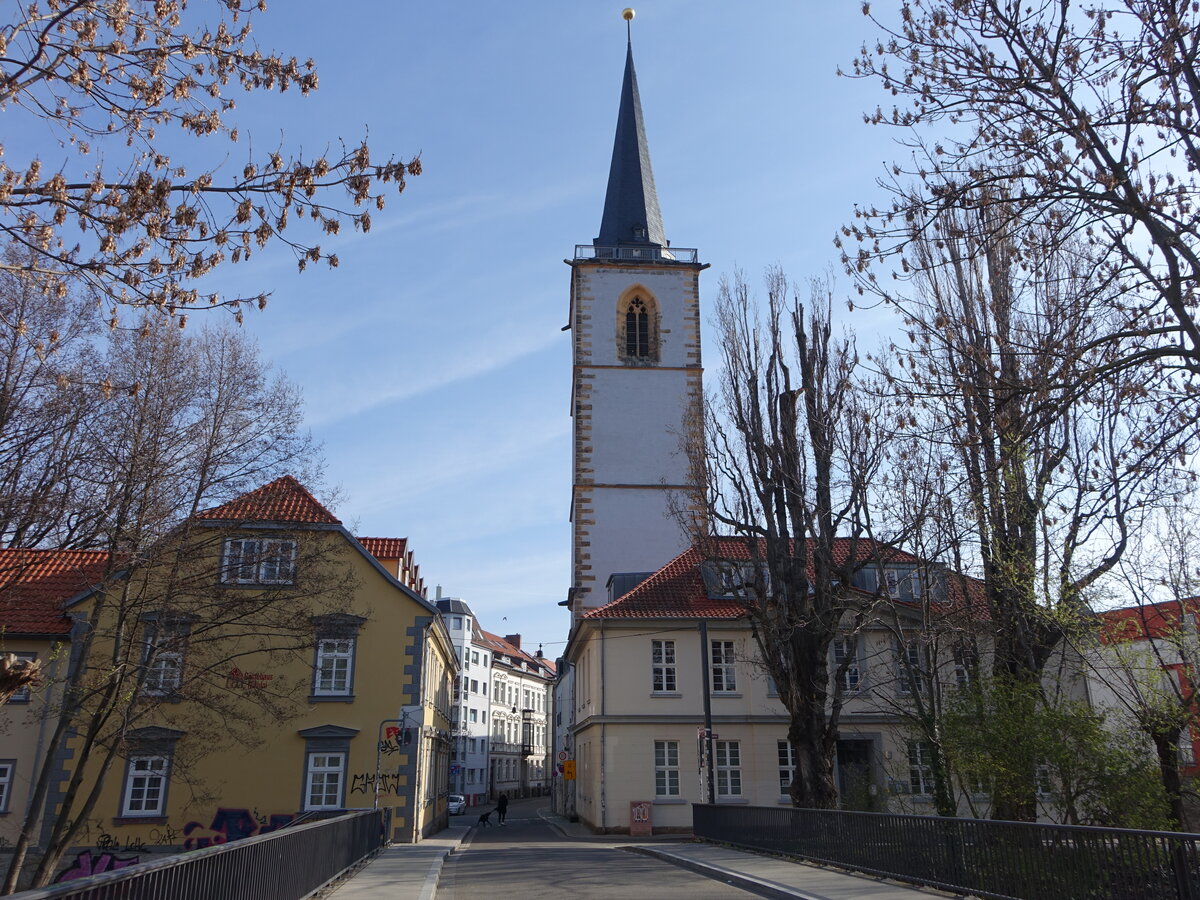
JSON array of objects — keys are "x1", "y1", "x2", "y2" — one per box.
[{"x1": 328, "y1": 805, "x2": 963, "y2": 900}]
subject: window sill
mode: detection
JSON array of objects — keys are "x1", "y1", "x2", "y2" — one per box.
[
  {"x1": 649, "y1": 692, "x2": 682, "y2": 699},
  {"x1": 716, "y1": 797, "x2": 750, "y2": 804},
  {"x1": 309, "y1": 694, "x2": 355, "y2": 703},
  {"x1": 219, "y1": 582, "x2": 297, "y2": 590},
  {"x1": 711, "y1": 692, "x2": 742, "y2": 699},
  {"x1": 113, "y1": 816, "x2": 167, "y2": 825},
  {"x1": 653, "y1": 798, "x2": 687, "y2": 805}
]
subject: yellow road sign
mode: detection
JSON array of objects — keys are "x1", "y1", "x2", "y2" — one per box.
[{"x1": 563, "y1": 760, "x2": 577, "y2": 780}]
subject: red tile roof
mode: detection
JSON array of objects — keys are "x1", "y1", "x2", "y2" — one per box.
[
  {"x1": 481, "y1": 630, "x2": 555, "y2": 677},
  {"x1": 358, "y1": 537, "x2": 408, "y2": 559},
  {"x1": 584, "y1": 537, "x2": 986, "y2": 621},
  {"x1": 196, "y1": 476, "x2": 340, "y2": 525},
  {"x1": 1097, "y1": 598, "x2": 1200, "y2": 644},
  {"x1": 0, "y1": 549, "x2": 109, "y2": 635}
]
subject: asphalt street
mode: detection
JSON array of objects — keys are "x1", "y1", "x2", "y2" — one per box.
[{"x1": 436, "y1": 806, "x2": 759, "y2": 899}]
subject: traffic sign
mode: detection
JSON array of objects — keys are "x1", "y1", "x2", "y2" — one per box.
[
  {"x1": 563, "y1": 760, "x2": 577, "y2": 780},
  {"x1": 558, "y1": 750, "x2": 568, "y2": 762}
]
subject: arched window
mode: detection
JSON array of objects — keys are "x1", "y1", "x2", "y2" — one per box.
[{"x1": 625, "y1": 298, "x2": 651, "y2": 359}]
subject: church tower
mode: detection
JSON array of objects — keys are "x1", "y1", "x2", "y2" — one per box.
[{"x1": 567, "y1": 17, "x2": 706, "y2": 620}]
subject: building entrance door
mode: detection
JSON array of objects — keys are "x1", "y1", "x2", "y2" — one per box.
[{"x1": 835, "y1": 739, "x2": 875, "y2": 810}]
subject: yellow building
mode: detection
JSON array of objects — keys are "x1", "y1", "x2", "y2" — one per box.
[{"x1": 0, "y1": 476, "x2": 456, "y2": 886}]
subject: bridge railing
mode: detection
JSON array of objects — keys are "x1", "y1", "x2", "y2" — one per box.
[
  {"x1": 11, "y1": 809, "x2": 384, "y2": 900},
  {"x1": 693, "y1": 804, "x2": 1200, "y2": 900}
]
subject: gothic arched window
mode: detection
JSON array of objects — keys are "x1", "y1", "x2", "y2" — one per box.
[{"x1": 626, "y1": 298, "x2": 650, "y2": 358}]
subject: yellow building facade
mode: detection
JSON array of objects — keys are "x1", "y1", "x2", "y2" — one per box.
[{"x1": 0, "y1": 477, "x2": 456, "y2": 887}]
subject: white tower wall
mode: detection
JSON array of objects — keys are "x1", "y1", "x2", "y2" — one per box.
[{"x1": 569, "y1": 259, "x2": 704, "y2": 615}]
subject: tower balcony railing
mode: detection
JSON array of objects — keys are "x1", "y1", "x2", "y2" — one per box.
[{"x1": 574, "y1": 245, "x2": 699, "y2": 264}]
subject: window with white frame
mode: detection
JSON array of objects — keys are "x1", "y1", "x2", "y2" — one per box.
[
  {"x1": 6, "y1": 653, "x2": 37, "y2": 703},
  {"x1": 654, "y1": 740, "x2": 680, "y2": 797},
  {"x1": 908, "y1": 741, "x2": 935, "y2": 795},
  {"x1": 470, "y1": 679, "x2": 478, "y2": 693},
  {"x1": 472, "y1": 651, "x2": 479, "y2": 665},
  {"x1": 777, "y1": 740, "x2": 796, "y2": 796},
  {"x1": 121, "y1": 755, "x2": 169, "y2": 816},
  {"x1": 314, "y1": 639, "x2": 355, "y2": 696},
  {"x1": 304, "y1": 753, "x2": 345, "y2": 810},
  {"x1": 896, "y1": 639, "x2": 923, "y2": 696},
  {"x1": 832, "y1": 637, "x2": 860, "y2": 692},
  {"x1": 953, "y1": 645, "x2": 977, "y2": 690},
  {"x1": 469, "y1": 708, "x2": 477, "y2": 723},
  {"x1": 222, "y1": 538, "x2": 296, "y2": 585},
  {"x1": 652, "y1": 640, "x2": 677, "y2": 692},
  {"x1": 1035, "y1": 764, "x2": 1054, "y2": 798},
  {"x1": 1180, "y1": 734, "x2": 1197, "y2": 767},
  {"x1": 141, "y1": 620, "x2": 189, "y2": 696},
  {"x1": 0, "y1": 760, "x2": 13, "y2": 812},
  {"x1": 885, "y1": 566, "x2": 922, "y2": 601},
  {"x1": 715, "y1": 740, "x2": 742, "y2": 798},
  {"x1": 711, "y1": 641, "x2": 737, "y2": 693}
]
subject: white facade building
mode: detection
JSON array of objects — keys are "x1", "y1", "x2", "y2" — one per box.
[
  {"x1": 435, "y1": 597, "x2": 492, "y2": 807},
  {"x1": 484, "y1": 632, "x2": 554, "y2": 799}
]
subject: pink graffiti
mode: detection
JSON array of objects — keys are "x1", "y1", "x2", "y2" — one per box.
[
  {"x1": 55, "y1": 850, "x2": 140, "y2": 883},
  {"x1": 182, "y1": 807, "x2": 294, "y2": 850}
]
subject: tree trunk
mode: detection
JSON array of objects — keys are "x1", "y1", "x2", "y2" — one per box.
[{"x1": 788, "y1": 713, "x2": 837, "y2": 808}]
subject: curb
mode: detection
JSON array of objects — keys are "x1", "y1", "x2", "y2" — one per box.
[
  {"x1": 421, "y1": 829, "x2": 472, "y2": 900},
  {"x1": 623, "y1": 846, "x2": 822, "y2": 900}
]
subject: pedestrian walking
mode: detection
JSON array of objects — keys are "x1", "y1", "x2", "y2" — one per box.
[{"x1": 497, "y1": 792, "x2": 508, "y2": 826}]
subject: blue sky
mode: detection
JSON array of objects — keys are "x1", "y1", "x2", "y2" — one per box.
[{"x1": 195, "y1": 2, "x2": 907, "y2": 656}]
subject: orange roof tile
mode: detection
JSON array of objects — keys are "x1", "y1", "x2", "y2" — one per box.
[
  {"x1": 482, "y1": 630, "x2": 555, "y2": 676},
  {"x1": 1097, "y1": 598, "x2": 1200, "y2": 644},
  {"x1": 358, "y1": 537, "x2": 408, "y2": 559},
  {"x1": 196, "y1": 475, "x2": 340, "y2": 525},
  {"x1": 584, "y1": 537, "x2": 987, "y2": 621},
  {"x1": 0, "y1": 549, "x2": 109, "y2": 635}
]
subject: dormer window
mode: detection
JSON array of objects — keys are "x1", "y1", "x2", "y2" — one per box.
[
  {"x1": 701, "y1": 561, "x2": 769, "y2": 599},
  {"x1": 885, "y1": 566, "x2": 922, "y2": 602},
  {"x1": 633, "y1": 224, "x2": 648, "y2": 241}
]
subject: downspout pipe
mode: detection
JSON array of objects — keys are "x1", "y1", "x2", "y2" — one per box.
[
  {"x1": 698, "y1": 620, "x2": 715, "y2": 805},
  {"x1": 600, "y1": 620, "x2": 607, "y2": 830}
]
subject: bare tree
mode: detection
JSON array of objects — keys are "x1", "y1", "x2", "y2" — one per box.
[
  {"x1": 1082, "y1": 505, "x2": 1200, "y2": 828},
  {"x1": 1, "y1": 318, "x2": 338, "y2": 892},
  {"x1": 846, "y1": 0, "x2": 1200, "y2": 378},
  {"x1": 0, "y1": 652, "x2": 41, "y2": 705},
  {"x1": 870, "y1": 203, "x2": 1190, "y2": 818},
  {"x1": 683, "y1": 269, "x2": 889, "y2": 808},
  {"x1": 1, "y1": 0, "x2": 420, "y2": 326},
  {"x1": 0, "y1": 244, "x2": 102, "y2": 548}
]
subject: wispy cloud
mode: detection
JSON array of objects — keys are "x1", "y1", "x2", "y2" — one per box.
[{"x1": 304, "y1": 325, "x2": 560, "y2": 426}]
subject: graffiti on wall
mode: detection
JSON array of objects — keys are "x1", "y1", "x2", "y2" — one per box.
[
  {"x1": 350, "y1": 773, "x2": 402, "y2": 796},
  {"x1": 182, "y1": 807, "x2": 295, "y2": 850},
  {"x1": 55, "y1": 850, "x2": 140, "y2": 883},
  {"x1": 378, "y1": 725, "x2": 413, "y2": 757},
  {"x1": 225, "y1": 668, "x2": 274, "y2": 690},
  {"x1": 96, "y1": 831, "x2": 145, "y2": 853}
]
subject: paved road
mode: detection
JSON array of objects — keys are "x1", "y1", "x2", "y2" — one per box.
[{"x1": 436, "y1": 811, "x2": 759, "y2": 899}]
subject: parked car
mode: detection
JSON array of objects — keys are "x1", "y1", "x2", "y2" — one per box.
[{"x1": 448, "y1": 794, "x2": 466, "y2": 815}]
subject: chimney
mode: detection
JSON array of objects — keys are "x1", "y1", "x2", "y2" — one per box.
[{"x1": 505, "y1": 634, "x2": 521, "y2": 650}]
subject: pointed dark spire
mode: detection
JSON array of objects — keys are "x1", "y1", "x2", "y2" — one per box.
[{"x1": 595, "y1": 36, "x2": 666, "y2": 249}]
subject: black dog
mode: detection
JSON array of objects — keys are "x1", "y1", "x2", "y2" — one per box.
[{"x1": 476, "y1": 810, "x2": 492, "y2": 827}]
